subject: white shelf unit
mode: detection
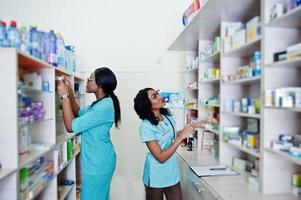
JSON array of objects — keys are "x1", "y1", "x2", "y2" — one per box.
[
  {"x1": 219, "y1": 1, "x2": 262, "y2": 193},
  {"x1": 167, "y1": 0, "x2": 301, "y2": 196},
  {"x1": 262, "y1": 0, "x2": 301, "y2": 195},
  {"x1": 184, "y1": 51, "x2": 199, "y2": 126},
  {"x1": 222, "y1": 140, "x2": 260, "y2": 158},
  {"x1": 0, "y1": 48, "x2": 86, "y2": 200}
]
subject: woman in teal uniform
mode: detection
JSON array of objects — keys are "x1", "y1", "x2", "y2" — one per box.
[
  {"x1": 134, "y1": 88, "x2": 205, "y2": 200},
  {"x1": 57, "y1": 67, "x2": 121, "y2": 200}
]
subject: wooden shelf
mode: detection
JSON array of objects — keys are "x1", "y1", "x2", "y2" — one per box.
[
  {"x1": 200, "y1": 78, "x2": 220, "y2": 84},
  {"x1": 199, "y1": 51, "x2": 220, "y2": 63},
  {"x1": 265, "y1": 6, "x2": 301, "y2": 28},
  {"x1": 0, "y1": 168, "x2": 16, "y2": 181},
  {"x1": 224, "y1": 141, "x2": 260, "y2": 158},
  {"x1": 168, "y1": 0, "x2": 221, "y2": 51},
  {"x1": 74, "y1": 74, "x2": 85, "y2": 81},
  {"x1": 265, "y1": 148, "x2": 301, "y2": 166},
  {"x1": 18, "y1": 50, "x2": 53, "y2": 70},
  {"x1": 222, "y1": 76, "x2": 261, "y2": 85},
  {"x1": 223, "y1": 37, "x2": 261, "y2": 57},
  {"x1": 222, "y1": 111, "x2": 261, "y2": 119},
  {"x1": 265, "y1": 57, "x2": 301, "y2": 68}
]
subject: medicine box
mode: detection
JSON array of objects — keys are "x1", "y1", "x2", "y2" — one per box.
[
  {"x1": 232, "y1": 29, "x2": 246, "y2": 49},
  {"x1": 246, "y1": 16, "x2": 260, "y2": 43}
]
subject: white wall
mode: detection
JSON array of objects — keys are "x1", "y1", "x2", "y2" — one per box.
[{"x1": 0, "y1": 0, "x2": 192, "y2": 199}]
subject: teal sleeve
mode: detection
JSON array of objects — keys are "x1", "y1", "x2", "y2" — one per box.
[
  {"x1": 78, "y1": 106, "x2": 89, "y2": 116},
  {"x1": 72, "y1": 101, "x2": 113, "y2": 133},
  {"x1": 140, "y1": 122, "x2": 156, "y2": 143}
]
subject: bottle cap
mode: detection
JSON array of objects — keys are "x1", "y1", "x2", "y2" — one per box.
[{"x1": 10, "y1": 20, "x2": 17, "y2": 27}]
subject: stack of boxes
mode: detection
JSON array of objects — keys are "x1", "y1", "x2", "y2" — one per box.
[
  {"x1": 223, "y1": 17, "x2": 261, "y2": 53},
  {"x1": 265, "y1": 87, "x2": 301, "y2": 108}
]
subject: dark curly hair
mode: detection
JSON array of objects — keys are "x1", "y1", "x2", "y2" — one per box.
[{"x1": 134, "y1": 88, "x2": 171, "y2": 125}]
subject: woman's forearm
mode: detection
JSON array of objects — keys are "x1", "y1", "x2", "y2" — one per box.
[
  {"x1": 68, "y1": 87, "x2": 80, "y2": 117},
  {"x1": 146, "y1": 131, "x2": 185, "y2": 164},
  {"x1": 62, "y1": 97, "x2": 75, "y2": 132}
]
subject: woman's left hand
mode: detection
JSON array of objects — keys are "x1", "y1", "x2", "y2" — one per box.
[
  {"x1": 57, "y1": 82, "x2": 69, "y2": 96},
  {"x1": 191, "y1": 120, "x2": 207, "y2": 129}
]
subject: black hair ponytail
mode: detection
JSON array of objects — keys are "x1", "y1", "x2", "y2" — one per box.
[{"x1": 93, "y1": 67, "x2": 121, "y2": 128}]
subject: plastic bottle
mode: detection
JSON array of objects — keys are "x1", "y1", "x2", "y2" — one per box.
[
  {"x1": 29, "y1": 27, "x2": 39, "y2": 58},
  {"x1": 253, "y1": 51, "x2": 261, "y2": 76},
  {"x1": 56, "y1": 32, "x2": 65, "y2": 69},
  {"x1": 41, "y1": 31, "x2": 49, "y2": 61},
  {"x1": 7, "y1": 20, "x2": 20, "y2": 49},
  {"x1": 19, "y1": 26, "x2": 29, "y2": 53},
  {"x1": 0, "y1": 20, "x2": 7, "y2": 47},
  {"x1": 65, "y1": 45, "x2": 74, "y2": 72},
  {"x1": 47, "y1": 30, "x2": 58, "y2": 66}
]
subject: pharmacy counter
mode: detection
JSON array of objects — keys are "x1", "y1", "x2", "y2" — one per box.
[{"x1": 177, "y1": 147, "x2": 299, "y2": 200}]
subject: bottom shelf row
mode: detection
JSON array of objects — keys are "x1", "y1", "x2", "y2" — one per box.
[{"x1": 0, "y1": 135, "x2": 82, "y2": 200}]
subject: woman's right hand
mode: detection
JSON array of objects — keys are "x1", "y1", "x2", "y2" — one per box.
[
  {"x1": 62, "y1": 75, "x2": 72, "y2": 91},
  {"x1": 178, "y1": 124, "x2": 195, "y2": 141}
]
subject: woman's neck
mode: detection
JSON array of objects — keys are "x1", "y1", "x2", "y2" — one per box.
[
  {"x1": 95, "y1": 90, "x2": 106, "y2": 100},
  {"x1": 153, "y1": 110, "x2": 163, "y2": 121}
]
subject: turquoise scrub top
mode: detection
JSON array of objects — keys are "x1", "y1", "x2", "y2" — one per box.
[
  {"x1": 72, "y1": 97, "x2": 116, "y2": 176},
  {"x1": 139, "y1": 115, "x2": 180, "y2": 188}
]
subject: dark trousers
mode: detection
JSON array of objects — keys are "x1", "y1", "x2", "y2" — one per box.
[{"x1": 144, "y1": 182, "x2": 183, "y2": 200}]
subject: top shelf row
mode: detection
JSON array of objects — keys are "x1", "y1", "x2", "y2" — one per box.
[
  {"x1": 168, "y1": 0, "x2": 301, "y2": 51},
  {"x1": 16, "y1": 49, "x2": 85, "y2": 81}
]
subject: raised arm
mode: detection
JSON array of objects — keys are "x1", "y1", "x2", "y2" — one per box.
[{"x1": 146, "y1": 125, "x2": 195, "y2": 164}]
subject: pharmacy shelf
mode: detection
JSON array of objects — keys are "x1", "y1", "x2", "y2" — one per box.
[
  {"x1": 168, "y1": 0, "x2": 221, "y2": 51},
  {"x1": 264, "y1": 57, "x2": 301, "y2": 68},
  {"x1": 223, "y1": 37, "x2": 261, "y2": 57},
  {"x1": 265, "y1": 106, "x2": 301, "y2": 113},
  {"x1": 222, "y1": 111, "x2": 261, "y2": 119},
  {"x1": 58, "y1": 185, "x2": 75, "y2": 200},
  {"x1": 26, "y1": 174, "x2": 55, "y2": 200},
  {"x1": 186, "y1": 67, "x2": 199, "y2": 73},
  {"x1": 18, "y1": 85, "x2": 53, "y2": 94},
  {"x1": 223, "y1": 140, "x2": 260, "y2": 158},
  {"x1": 199, "y1": 51, "x2": 220, "y2": 63},
  {"x1": 19, "y1": 133, "x2": 79, "y2": 169},
  {"x1": 222, "y1": 76, "x2": 261, "y2": 85},
  {"x1": 56, "y1": 133, "x2": 79, "y2": 146},
  {"x1": 19, "y1": 145, "x2": 54, "y2": 169},
  {"x1": 186, "y1": 88, "x2": 198, "y2": 91},
  {"x1": 18, "y1": 118, "x2": 54, "y2": 128},
  {"x1": 0, "y1": 168, "x2": 17, "y2": 181},
  {"x1": 204, "y1": 128, "x2": 220, "y2": 135},
  {"x1": 18, "y1": 50, "x2": 53, "y2": 70},
  {"x1": 200, "y1": 78, "x2": 220, "y2": 84},
  {"x1": 27, "y1": 150, "x2": 80, "y2": 200},
  {"x1": 265, "y1": 6, "x2": 301, "y2": 28},
  {"x1": 18, "y1": 50, "x2": 82, "y2": 79},
  {"x1": 202, "y1": 104, "x2": 220, "y2": 108},
  {"x1": 265, "y1": 148, "x2": 301, "y2": 166}
]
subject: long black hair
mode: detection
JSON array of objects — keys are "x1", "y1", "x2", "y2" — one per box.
[
  {"x1": 134, "y1": 88, "x2": 171, "y2": 125},
  {"x1": 91, "y1": 67, "x2": 121, "y2": 128}
]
